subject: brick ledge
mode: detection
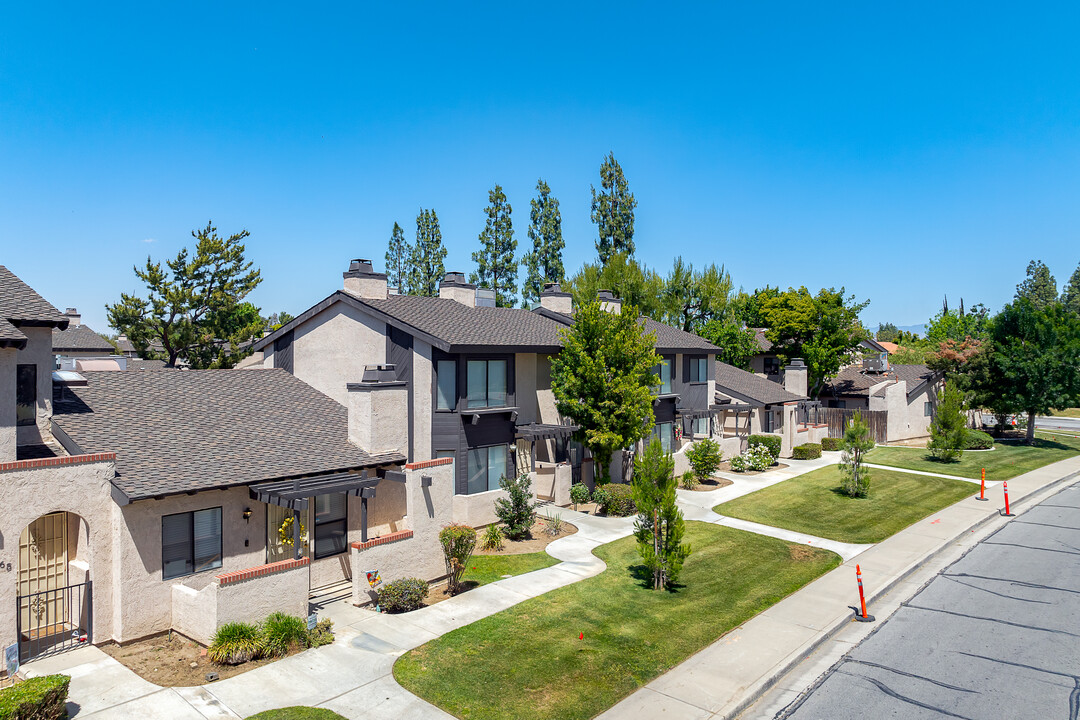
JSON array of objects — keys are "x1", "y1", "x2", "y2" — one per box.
[
  {"x1": 405, "y1": 458, "x2": 452, "y2": 470},
  {"x1": 0, "y1": 452, "x2": 116, "y2": 473},
  {"x1": 351, "y1": 529, "x2": 414, "y2": 551},
  {"x1": 216, "y1": 557, "x2": 310, "y2": 586}
]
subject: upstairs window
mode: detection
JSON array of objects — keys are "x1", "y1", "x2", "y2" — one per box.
[
  {"x1": 466, "y1": 359, "x2": 508, "y2": 409},
  {"x1": 654, "y1": 357, "x2": 673, "y2": 394},
  {"x1": 16, "y1": 364, "x2": 36, "y2": 426},
  {"x1": 763, "y1": 356, "x2": 781, "y2": 375},
  {"x1": 689, "y1": 356, "x2": 708, "y2": 383},
  {"x1": 436, "y1": 360, "x2": 456, "y2": 410}
]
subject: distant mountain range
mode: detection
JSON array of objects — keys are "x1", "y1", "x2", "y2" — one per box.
[{"x1": 896, "y1": 324, "x2": 926, "y2": 337}]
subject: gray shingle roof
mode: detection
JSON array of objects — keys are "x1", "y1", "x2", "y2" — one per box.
[
  {"x1": 0, "y1": 265, "x2": 68, "y2": 327},
  {"x1": 116, "y1": 336, "x2": 136, "y2": 353},
  {"x1": 52, "y1": 324, "x2": 116, "y2": 353},
  {"x1": 0, "y1": 317, "x2": 28, "y2": 348},
  {"x1": 126, "y1": 358, "x2": 169, "y2": 370},
  {"x1": 754, "y1": 328, "x2": 773, "y2": 352},
  {"x1": 640, "y1": 318, "x2": 720, "y2": 353},
  {"x1": 820, "y1": 363, "x2": 937, "y2": 399},
  {"x1": 714, "y1": 361, "x2": 805, "y2": 406},
  {"x1": 53, "y1": 369, "x2": 404, "y2": 501}
]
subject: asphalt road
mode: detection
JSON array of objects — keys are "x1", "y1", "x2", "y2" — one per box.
[
  {"x1": 980, "y1": 413, "x2": 1080, "y2": 433},
  {"x1": 780, "y1": 480, "x2": 1080, "y2": 720}
]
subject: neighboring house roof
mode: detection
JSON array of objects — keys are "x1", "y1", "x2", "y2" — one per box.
[
  {"x1": 714, "y1": 361, "x2": 806, "y2": 407},
  {"x1": 534, "y1": 308, "x2": 720, "y2": 354},
  {"x1": 878, "y1": 341, "x2": 899, "y2": 354},
  {"x1": 0, "y1": 264, "x2": 69, "y2": 328},
  {"x1": 116, "y1": 336, "x2": 136, "y2": 354},
  {"x1": 53, "y1": 368, "x2": 405, "y2": 502},
  {"x1": 127, "y1": 358, "x2": 168, "y2": 370},
  {"x1": 861, "y1": 337, "x2": 889, "y2": 353},
  {"x1": 820, "y1": 363, "x2": 937, "y2": 400},
  {"x1": 0, "y1": 317, "x2": 28, "y2": 349},
  {"x1": 753, "y1": 328, "x2": 773, "y2": 353},
  {"x1": 52, "y1": 324, "x2": 116, "y2": 353}
]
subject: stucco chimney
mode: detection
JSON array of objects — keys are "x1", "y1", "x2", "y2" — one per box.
[
  {"x1": 343, "y1": 259, "x2": 388, "y2": 300},
  {"x1": 347, "y1": 365, "x2": 408, "y2": 455},
  {"x1": 783, "y1": 358, "x2": 808, "y2": 398},
  {"x1": 438, "y1": 272, "x2": 476, "y2": 307},
  {"x1": 539, "y1": 283, "x2": 573, "y2": 314},
  {"x1": 597, "y1": 290, "x2": 622, "y2": 314},
  {"x1": 64, "y1": 308, "x2": 81, "y2": 327}
]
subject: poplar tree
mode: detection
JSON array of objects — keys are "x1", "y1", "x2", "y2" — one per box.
[
  {"x1": 521, "y1": 179, "x2": 566, "y2": 306},
  {"x1": 470, "y1": 184, "x2": 518, "y2": 307},
  {"x1": 590, "y1": 152, "x2": 637, "y2": 265},
  {"x1": 384, "y1": 221, "x2": 411, "y2": 293},
  {"x1": 412, "y1": 208, "x2": 447, "y2": 297}
]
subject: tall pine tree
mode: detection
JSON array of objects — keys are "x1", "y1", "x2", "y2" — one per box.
[
  {"x1": 384, "y1": 221, "x2": 411, "y2": 293},
  {"x1": 412, "y1": 208, "x2": 447, "y2": 297},
  {"x1": 470, "y1": 184, "x2": 518, "y2": 307},
  {"x1": 590, "y1": 152, "x2": 637, "y2": 265},
  {"x1": 521, "y1": 179, "x2": 566, "y2": 306},
  {"x1": 1016, "y1": 260, "x2": 1058, "y2": 308}
]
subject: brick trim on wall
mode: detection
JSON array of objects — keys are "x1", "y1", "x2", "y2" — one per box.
[
  {"x1": 216, "y1": 557, "x2": 310, "y2": 587},
  {"x1": 0, "y1": 452, "x2": 116, "y2": 473},
  {"x1": 350, "y1": 529, "x2": 413, "y2": 552},
  {"x1": 405, "y1": 458, "x2": 453, "y2": 470}
]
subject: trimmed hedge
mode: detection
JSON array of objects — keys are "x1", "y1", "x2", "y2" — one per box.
[
  {"x1": 748, "y1": 435, "x2": 781, "y2": 462},
  {"x1": 379, "y1": 577, "x2": 430, "y2": 613},
  {"x1": 0, "y1": 674, "x2": 70, "y2": 720},
  {"x1": 964, "y1": 430, "x2": 994, "y2": 450},
  {"x1": 596, "y1": 483, "x2": 635, "y2": 516},
  {"x1": 791, "y1": 443, "x2": 822, "y2": 460},
  {"x1": 821, "y1": 437, "x2": 843, "y2": 452}
]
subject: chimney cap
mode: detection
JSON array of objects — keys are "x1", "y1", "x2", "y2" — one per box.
[
  {"x1": 597, "y1": 290, "x2": 619, "y2": 302},
  {"x1": 440, "y1": 271, "x2": 474, "y2": 288},
  {"x1": 344, "y1": 258, "x2": 387, "y2": 282},
  {"x1": 541, "y1": 282, "x2": 571, "y2": 296},
  {"x1": 65, "y1": 307, "x2": 79, "y2": 315}
]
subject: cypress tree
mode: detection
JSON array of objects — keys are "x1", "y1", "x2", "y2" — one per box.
[
  {"x1": 384, "y1": 221, "x2": 411, "y2": 293},
  {"x1": 590, "y1": 152, "x2": 637, "y2": 265},
  {"x1": 521, "y1": 179, "x2": 566, "y2": 306},
  {"x1": 412, "y1": 208, "x2": 447, "y2": 297},
  {"x1": 470, "y1": 184, "x2": 518, "y2": 307}
]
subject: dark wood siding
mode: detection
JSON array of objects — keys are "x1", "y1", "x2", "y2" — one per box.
[
  {"x1": 273, "y1": 331, "x2": 294, "y2": 374},
  {"x1": 388, "y1": 327, "x2": 414, "y2": 460},
  {"x1": 655, "y1": 397, "x2": 676, "y2": 424}
]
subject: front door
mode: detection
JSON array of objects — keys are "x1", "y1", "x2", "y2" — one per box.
[{"x1": 18, "y1": 513, "x2": 68, "y2": 636}]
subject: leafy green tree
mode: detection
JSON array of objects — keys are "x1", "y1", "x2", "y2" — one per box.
[
  {"x1": 927, "y1": 383, "x2": 969, "y2": 462},
  {"x1": 732, "y1": 286, "x2": 780, "y2": 328},
  {"x1": 521, "y1": 179, "x2": 565, "y2": 306},
  {"x1": 1061, "y1": 261, "x2": 1080, "y2": 315},
  {"x1": 1016, "y1": 260, "x2": 1058, "y2": 308},
  {"x1": 982, "y1": 297, "x2": 1080, "y2": 443},
  {"x1": 590, "y1": 152, "x2": 637, "y2": 265},
  {"x1": 551, "y1": 301, "x2": 662, "y2": 484},
  {"x1": 700, "y1": 320, "x2": 759, "y2": 369},
  {"x1": 660, "y1": 258, "x2": 733, "y2": 332},
  {"x1": 385, "y1": 221, "x2": 412, "y2": 293},
  {"x1": 631, "y1": 437, "x2": 691, "y2": 590},
  {"x1": 685, "y1": 437, "x2": 723, "y2": 483},
  {"x1": 470, "y1": 184, "x2": 518, "y2": 307},
  {"x1": 876, "y1": 322, "x2": 900, "y2": 343},
  {"x1": 411, "y1": 208, "x2": 447, "y2": 297},
  {"x1": 759, "y1": 287, "x2": 869, "y2": 395},
  {"x1": 107, "y1": 222, "x2": 262, "y2": 368},
  {"x1": 564, "y1": 252, "x2": 665, "y2": 319},
  {"x1": 925, "y1": 304, "x2": 990, "y2": 343},
  {"x1": 839, "y1": 412, "x2": 874, "y2": 497},
  {"x1": 889, "y1": 344, "x2": 932, "y2": 364}
]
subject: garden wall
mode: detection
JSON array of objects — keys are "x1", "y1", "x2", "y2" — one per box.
[{"x1": 531, "y1": 464, "x2": 572, "y2": 506}]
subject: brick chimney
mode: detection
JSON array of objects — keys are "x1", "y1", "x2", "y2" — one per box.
[
  {"x1": 597, "y1": 290, "x2": 622, "y2": 314},
  {"x1": 783, "y1": 358, "x2": 808, "y2": 398},
  {"x1": 438, "y1": 272, "x2": 476, "y2": 307},
  {"x1": 343, "y1": 259, "x2": 388, "y2": 300},
  {"x1": 539, "y1": 283, "x2": 573, "y2": 314},
  {"x1": 64, "y1": 308, "x2": 81, "y2": 327},
  {"x1": 347, "y1": 365, "x2": 408, "y2": 455}
]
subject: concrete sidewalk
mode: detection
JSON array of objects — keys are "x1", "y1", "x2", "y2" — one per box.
[{"x1": 595, "y1": 454, "x2": 1080, "y2": 720}]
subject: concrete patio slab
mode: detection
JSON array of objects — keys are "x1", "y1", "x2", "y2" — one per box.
[{"x1": 79, "y1": 688, "x2": 207, "y2": 719}]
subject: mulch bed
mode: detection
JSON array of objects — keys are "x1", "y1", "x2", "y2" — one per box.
[
  {"x1": 716, "y1": 461, "x2": 790, "y2": 476},
  {"x1": 686, "y1": 477, "x2": 735, "y2": 492},
  {"x1": 474, "y1": 516, "x2": 578, "y2": 556}
]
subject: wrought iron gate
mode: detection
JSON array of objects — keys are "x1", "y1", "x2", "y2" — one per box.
[{"x1": 17, "y1": 580, "x2": 92, "y2": 662}]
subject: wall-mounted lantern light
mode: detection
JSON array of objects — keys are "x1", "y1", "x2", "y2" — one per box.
[{"x1": 243, "y1": 508, "x2": 252, "y2": 522}]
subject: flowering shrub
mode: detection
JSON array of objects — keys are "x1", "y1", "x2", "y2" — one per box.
[{"x1": 729, "y1": 445, "x2": 773, "y2": 472}]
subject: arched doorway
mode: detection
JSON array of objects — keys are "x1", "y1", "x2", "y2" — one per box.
[{"x1": 17, "y1": 512, "x2": 92, "y2": 662}]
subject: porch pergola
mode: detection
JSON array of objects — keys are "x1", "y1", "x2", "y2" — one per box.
[{"x1": 515, "y1": 422, "x2": 579, "y2": 471}]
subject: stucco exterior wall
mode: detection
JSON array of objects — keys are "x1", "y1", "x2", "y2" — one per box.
[
  {"x1": 15, "y1": 327, "x2": 54, "y2": 445},
  {"x1": 452, "y1": 488, "x2": 512, "y2": 527},
  {"x1": 412, "y1": 339, "x2": 433, "y2": 461},
  {"x1": 895, "y1": 381, "x2": 940, "y2": 441},
  {"x1": 347, "y1": 382, "x2": 408, "y2": 456},
  {"x1": 0, "y1": 347, "x2": 15, "y2": 461},
  {"x1": 291, "y1": 303, "x2": 387, "y2": 406},
  {"x1": 531, "y1": 464, "x2": 571, "y2": 505},
  {"x1": 0, "y1": 457, "x2": 116, "y2": 653}
]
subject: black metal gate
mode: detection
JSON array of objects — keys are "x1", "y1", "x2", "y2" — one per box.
[{"x1": 17, "y1": 581, "x2": 92, "y2": 662}]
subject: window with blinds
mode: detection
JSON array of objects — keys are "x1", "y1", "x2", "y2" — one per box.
[{"x1": 162, "y1": 507, "x2": 222, "y2": 580}]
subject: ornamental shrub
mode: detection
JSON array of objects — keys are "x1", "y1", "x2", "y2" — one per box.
[
  {"x1": 791, "y1": 443, "x2": 822, "y2": 460},
  {"x1": 378, "y1": 577, "x2": 430, "y2": 613},
  {"x1": 684, "y1": 437, "x2": 723, "y2": 482},
  {"x1": 964, "y1": 429, "x2": 994, "y2": 450},
  {"x1": 821, "y1": 437, "x2": 843, "y2": 452},
  {"x1": 928, "y1": 384, "x2": 969, "y2": 462},
  {"x1": 679, "y1": 470, "x2": 697, "y2": 490},
  {"x1": 730, "y1": 444, "x2": 773, "y2": 472},
  {"x1": 307, "y1": 618, "x2": 334, "y2": 648},
  {"x1": 209, "y1": 622, "x2": 265, "y2": 665},
  {"x1": 569, "y1": 482, "x2": 590, "y2": 510},
  {"x1": 0, "y1": 674, "x2": 70, "y2": 720},
  {"x1": 439, "y1": 524, "x2": 476, "y2": 596},
  {"x1": 479, "y1": 523, "x2": 504, "y2": 551},
  {"x1": 591, "y1": 485, "x2": 612, "y2": 512},
  {"x1": 748, "y1": 434, "x2": 781, "y2": 462},
  {"x1": 598, "y1": 483, "x2": 635, "y2": 516},
  {"x1": 495, "y1": 472, "x2": 538, "y2": 540},
  {"x1": 262, "y1": 612, "x2": 309, "y2": 656}
]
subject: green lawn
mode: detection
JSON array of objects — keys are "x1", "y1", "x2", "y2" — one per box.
[
  {"x1": 715, "y1": 465, "x2": 976, "y2": 544},
  {"x1": 1050, "y1": 408, "x2": 1080, "y2": 418},
  {"x1": 394, "y1": 523, "x2": 839, "y2": 720},
  {"x1": 460, "y1": 551, "x2": 561, "y2": 587},
  {"x1": 866, "y1": 433, "x2": 1080, "y2": 481},
  {"x1": 245, "y1": 708, "x2": 346, "y2": 720}
]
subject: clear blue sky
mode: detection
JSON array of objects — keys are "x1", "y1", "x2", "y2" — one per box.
[{"x1": 3, "y1": 3, "x2": 1080, "y2": 334}]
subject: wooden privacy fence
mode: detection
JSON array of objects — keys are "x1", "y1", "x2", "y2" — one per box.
[{"x1": 818, "y1": 408, "x2": 888, "y2": 444}]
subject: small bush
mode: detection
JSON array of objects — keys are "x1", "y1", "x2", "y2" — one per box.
[
  {"x1": 439, "y1": 523, "x2": 477, "y2": 595},
  {"x1": 209, "y1": 622, "x2": 265, "y2": 665},
  {"x1": 730, "y1": 444, "x2": 773, "y2": 472},
  {"x1": 263, "y1": 612, "x2": 309, "y2": 656},
  {"x1": 591, "y1": 485, "x2": 612, "y2": 512},
  {"x1": 0, "y1": 674, "x2": 70, "y2": 720},
  {"x1": 821, "y1": 437, "x2": 843, "y2": 452},
  {"x1": 684, "y1": 437, "x2": 723, "y2": 482},
  {"x1": 495, "y1": 473, "x2": 538, "y2": 540},
  {"x1": 748, "y1": 435, "x2": 781, "y2": 462},
  {"x1": 378, "y1": 577, "x2": 429, "y2": 613},
  {"x1": 569, "y1": 482, "x2": 590, "y2": 510},
  {"x1": 544, "y1": 513, "x2": 564, "y2": 536},
  {"x1": 679, "y1": 470, "x2": 697, "y2": 490},
  {"x1": 307, "y1": 619, "x2": 334, "y2": 648},
  {"x1": 479, "y1": 523, "x2": 504, "y2": 551},
  {"x1": 791, "y1": 443, "x2": 822, "y2": 460},
  {"x1": 965, "y1": 430, "x2": 994, "y2": 450},
  {"x1": 597, "y1": 483, "x2": 635, "y2": 516}
]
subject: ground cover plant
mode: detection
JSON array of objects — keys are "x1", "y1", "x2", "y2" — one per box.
[
  {"x1": 244, "y1": 709, "x2": 347, "y2": 720},
  {"x1": 867, "y1": 432, "x2": 1080, "y2": 480},
  {"x1": 394, "y1": 522, "x2": 839, "y2": 720},
  {"x1": 715, "y1": 465, "x2": 976, "y2": 543}
]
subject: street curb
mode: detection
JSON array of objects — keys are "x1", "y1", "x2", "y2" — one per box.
[{"x1": 718, "y1": 463, "x2": 1080, "y2": 720}]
